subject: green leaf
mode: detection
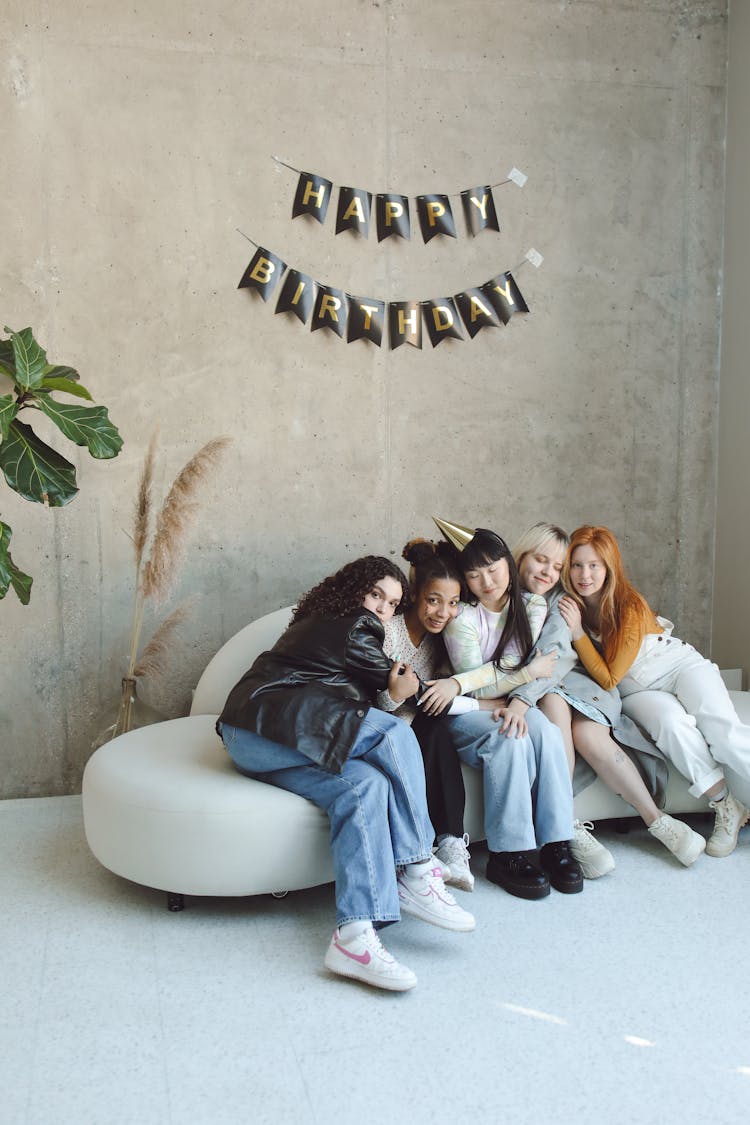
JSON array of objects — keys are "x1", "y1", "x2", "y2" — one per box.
[
  {"x1": 5, "y1": 326, "x2": 47, "y2": 390},
  {"x1": 35, "y1": 397, "x2": 123, "y2": 459},
  {"x1": 0, "y1": 520, "x2": 33, "y2": 604},
  {"x1": 0, "y1": 395, "x2": 19, "y2": 442},
  {"x1": 43, "y1": 363, "x2": 80, "y2": 383},
  {"x1": 39, "y1": 377, "x2": 93, "y2": 401},
  {"x1": 0, "y1": 338, "x2": 15, "y2": 379},
  {"x1": 0, "y1": 419, "x2": 78, "y2": 506}
]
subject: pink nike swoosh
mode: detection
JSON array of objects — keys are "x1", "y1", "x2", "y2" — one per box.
[{"x1": 334, "y1": 938, "x2": 371, "y2": 965}]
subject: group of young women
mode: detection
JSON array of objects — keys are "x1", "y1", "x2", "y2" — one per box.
[{"x1": 216, "y1": 519, "x2": 750, "y2": 994}]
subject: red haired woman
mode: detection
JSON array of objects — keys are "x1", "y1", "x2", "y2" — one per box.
[{"x1": 559, "y1": 526, "x2": 750, "y2": 860}]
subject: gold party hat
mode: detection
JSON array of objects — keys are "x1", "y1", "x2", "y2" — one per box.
[{"x1": 432, "y1": 516, "x2": 476, "y2": 552}]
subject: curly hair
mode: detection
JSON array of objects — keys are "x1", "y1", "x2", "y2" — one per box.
[
  {"x1": 401, "y1": 538, "x2": 462, "y2": 608},
  {"x1": 291, "y1": 555, "x2": 408, "y2": 623}
]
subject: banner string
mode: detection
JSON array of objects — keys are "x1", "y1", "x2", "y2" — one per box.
[
  {"x1": 236, "y1": 229, "x2": 260, "y2": 248},
  {"x1": 235, "y1": 229, "x2": 534, "y2": 302},
  {"x1": 271, "y1": 155, "x2": 521, "y2": 200}
]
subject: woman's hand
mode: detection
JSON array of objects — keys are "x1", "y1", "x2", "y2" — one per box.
[
  {"x1": 418, "y1": 677, "x2": 460, "y2": 715},
  {"x1": 527, "y1": 648, "x2": 558, "y2": 681},
  {"x1": 388, "y1": 662, "x2": 420, "y2": 704},
  {"x1": 491, "y1": 697, "x2": 529, "y2": 738},
  {"x1": 558, "y1": 595, "x2": 584, "y2": 639},
  {"x1": 477, "y1": 696, "x2": 506, "y2": 711}
]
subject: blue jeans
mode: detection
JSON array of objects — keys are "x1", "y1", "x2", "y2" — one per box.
[
  {"x1": 448, "y1": 707, "x2": 573, "y2": 852},
  {"x1": 219, "y1": 709, "x2": 434, "y2": 927}
]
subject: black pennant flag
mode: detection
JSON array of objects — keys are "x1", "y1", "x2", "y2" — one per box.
[
  {"x1": 416, "y1": 194, "x2": 457, "y2": 243},
  {"x1": 460, "y1": 185, "x2": 500, "y2": 237},
  {"x1": 311, "y1": 284, "x2": 349, "y2": 338},
  {"x1": 347, "y1": 296, "x2": 385, "y2": 346},
  {"x1": 482, "y1": 271, "x2": 530, "y2": 324},
  {"x1": 275, "y1": 268, "x2": 316, "y2": 324},
  {"x1": 455, "y1": 287, "x2": 503, "y2": 338},
  {"x1": 388, "y1": 302, "x2": 422, "y2": 350},
  {"x1": 376, "y1": 194, "x2": 411, "y2": 241},
  {"x1": 423, "y1": 298, "x2": 464, "y2": 347},
  {"x1": 237, "y1": 247, "x2": 287, "y2": 301},
  {"x1": 292, "y1": 171, "x2": 333, "y2": 224},
  {"x1": 336, "y1": 187, "x2": 372, "y2": 237}
]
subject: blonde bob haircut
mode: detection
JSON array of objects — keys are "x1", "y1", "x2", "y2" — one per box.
[{"x1": 513, "y1": 522, "x2": 570, "y2": 571}]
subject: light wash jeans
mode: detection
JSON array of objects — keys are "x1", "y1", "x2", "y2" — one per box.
[
  {"x1": 619, "y1": 633, "x2": 750, "y2": 797},
  {"x1": 219, "y1": 708, "x2": 434, "y2": 927},
  {"x1": 448, "y1": 707, "x2": 574, "y2": 852}
]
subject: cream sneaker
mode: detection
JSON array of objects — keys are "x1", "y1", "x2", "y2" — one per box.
[
  {"x1": 648, "y1": 814, "x2": 706, "y2": 866},
  {"x1": 435, "y1": 834, "x2": 475, "y2": 892},
  {"x1": 570, "y1": 819, "x2": 615, "y2": 878},
  {"x1": 706, "y1": 793, "x2": 749, "y2": 857}
]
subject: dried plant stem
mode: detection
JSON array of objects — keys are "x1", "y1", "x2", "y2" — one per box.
[
  {"x1": 133, "y1": 598, "x2": 196, "y2": 680},
  {"x1": 142, "y1": 436, "x2": 232, "y2": 605},
  {"x1": 98, "y1": 433, "x2": 231, "y2": 747}
]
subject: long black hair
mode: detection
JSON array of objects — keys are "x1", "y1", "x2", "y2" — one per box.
[
  {"x1": 291, "y1": 555, "x2": 408, "y2": 623},
  {"x1": 456, "y1": 528, "x2": 533, "y2": 667}
]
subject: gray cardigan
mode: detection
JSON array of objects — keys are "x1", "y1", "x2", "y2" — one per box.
[{"x1": 509, "y1": 592, "x2": 668, "y2": 806}]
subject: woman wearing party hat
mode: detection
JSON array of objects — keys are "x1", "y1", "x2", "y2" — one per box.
[{"x1": 421, "y1": 518, "x2": 583, "y2": 900}]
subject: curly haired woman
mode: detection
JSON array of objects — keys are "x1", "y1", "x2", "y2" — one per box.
[{"x1": 217, "y1": 554, "x2": 474, "y2": 993}]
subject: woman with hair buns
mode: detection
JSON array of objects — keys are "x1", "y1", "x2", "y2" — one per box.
[
  {"x1": 420, "y1": 519, "x2": 582, "y2": 901},
  {"x1": 217, "y1": 554, "x2": 474, "y2": 995},
  {"x1": 559, "y1": 525, "x2": 750, "y2": 861},
  {"x1": 378, "y1": 536, "x2": 558, "y2": 891}
]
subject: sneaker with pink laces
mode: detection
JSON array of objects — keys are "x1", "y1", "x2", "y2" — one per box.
[{"x1": 324, "y1": 926, "x2": 417, "y2": 991}]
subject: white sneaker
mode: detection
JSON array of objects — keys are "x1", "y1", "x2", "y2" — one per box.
[
  {"x1": 435, "y1": 834, "x2": 475, "y2": 892},
  {"x1": 570, "y1": 820, "x2": 615, "y2": 879},
  {"x1": 397, "y1": 865, "x2": 476, "y2": 932},
  {"x1": 648, "y1": 814, "x2": 706, "y2": 866},
  {"x1": 706, "y1": 793, "x2": 749, "y2": 857},
  {"x1": 324, "y1": 926, "x2": 417, "y2": 992}
]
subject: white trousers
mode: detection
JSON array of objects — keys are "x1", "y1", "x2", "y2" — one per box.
[{"x1": 619, "y1": 633, "x2": 750, "y2": 798}]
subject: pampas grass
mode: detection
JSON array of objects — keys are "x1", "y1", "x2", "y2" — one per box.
[{"x1": 105, "y1": 432, "x2": 232, "y2": 742}]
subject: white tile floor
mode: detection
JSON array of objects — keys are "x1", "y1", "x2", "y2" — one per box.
[{"x1": 3, "y1": 795, "x2": 750, "y2": 1125}]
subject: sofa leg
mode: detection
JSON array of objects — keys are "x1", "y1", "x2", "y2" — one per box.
[{"x1": 167, "y1": 892, "x2": 185, "y2": 912}]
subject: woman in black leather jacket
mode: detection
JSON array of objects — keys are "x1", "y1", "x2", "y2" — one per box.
[{"x1": 217, "y1": 555, "x2": 474, "y2": 993}]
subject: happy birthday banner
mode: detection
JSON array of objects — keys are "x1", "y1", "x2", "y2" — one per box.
[
  {"x1": 237, "y1": 239, "x2": 542, "y2": 349},
  {"x1": 273, "y1": 156, "x2": 528, "y2": 242}
]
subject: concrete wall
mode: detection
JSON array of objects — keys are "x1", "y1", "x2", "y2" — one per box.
[
  {"x1": 713, "y1": 0, "x2": 749, "y2": 683},
  {"x1": 1, "y1": 0, "x2": 727, "y2": 798}
]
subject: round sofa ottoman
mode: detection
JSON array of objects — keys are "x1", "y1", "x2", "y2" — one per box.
[{"x1": 82, "y1": 713, "x2": 334, "y2": 907}]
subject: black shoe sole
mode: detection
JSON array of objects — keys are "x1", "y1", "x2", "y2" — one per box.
[
  {"x1": 486, "y1": 870, "x2": 551, "y2": 900},
  {"x1": 549, "y1": 877, "x2": 584, "y2": 894}
]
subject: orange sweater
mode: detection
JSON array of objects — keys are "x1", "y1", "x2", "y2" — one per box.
[{"x1": 571, "y1": 603, "x2": 663, "y2": 690}]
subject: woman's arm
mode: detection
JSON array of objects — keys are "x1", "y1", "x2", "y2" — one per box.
[
  {"x1": 509, "y1": 597, "x2": 576, "y2": 708},
  {"x1": 441, "y1": 604, "x2": 552, "y2": 699},
  {"x1": 558, "y1": 597, "x2": 644, "y2": 690}
]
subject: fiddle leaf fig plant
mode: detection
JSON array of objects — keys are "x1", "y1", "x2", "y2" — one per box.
[{"x1": 0, "y1": 325, "x2": 123, "y2": 604}]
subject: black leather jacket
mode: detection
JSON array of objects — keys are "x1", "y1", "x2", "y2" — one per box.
[{"x1": 218, "y1": 610, "x2": 392, "y2": 773}]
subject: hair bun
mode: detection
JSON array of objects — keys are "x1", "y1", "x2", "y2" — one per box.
[{"x1": 402, "y1": 537, "x2": 437, "y2": 566}]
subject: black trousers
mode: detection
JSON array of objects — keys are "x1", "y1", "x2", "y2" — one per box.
[{"x1": 410, "y1": 710, "x2": 466, "y2": 841}]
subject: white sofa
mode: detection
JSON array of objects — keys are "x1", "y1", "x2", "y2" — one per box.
[{"x1": 82, "y1": 606, "x2": 750, "y2": 907}]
